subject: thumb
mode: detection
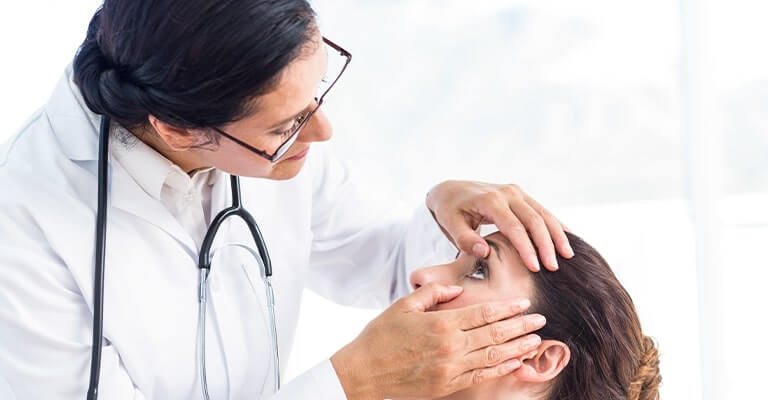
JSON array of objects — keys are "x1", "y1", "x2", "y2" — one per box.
[
  {"x1": 442, "y1": 214, "x2": 489, "y2": 258},
  {"x1": 400, "y1": 283, "x2": 464, "y2": 312}
]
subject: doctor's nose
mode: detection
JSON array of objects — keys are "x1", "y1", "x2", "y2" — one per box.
[
  {"x1": 409, "y1": 265, "x2": 459, "y2": 291},
  {"x1": 298, "y1": 108, "x2": 333, "y2": 144}
]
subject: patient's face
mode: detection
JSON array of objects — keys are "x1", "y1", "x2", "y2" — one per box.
[
  {"x1": 409, "y1": 232, "x2": 539, "y2": 399},
  {"x1": 410, "y1": 232, "x2": 535, "y2": 312}
]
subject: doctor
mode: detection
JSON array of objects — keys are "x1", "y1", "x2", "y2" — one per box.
[{"x1": 0, "y1": 1, "x2": 574, "y2": 399}]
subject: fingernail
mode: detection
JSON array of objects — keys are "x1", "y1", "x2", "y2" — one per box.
[
  {"x1": 472, "y1": 243, "x2": 486, "y2": 257},
  {"x1": 530, "y1": 314, "x2": 546, "y2": 328},
  {"x1": 502, "y1": 359, "x2": 521, "y2": 373},
  {"x1": 566, "y1": 243, "x2": 575, "y2": 258},
  {"x1": 525, "y1": 335, "x2": 542, "y2": 349},
  {"x1": 528, "y1": 255, "x2": 541, "y2": 271},
  {"x1": 518, "y1": 299, "x2": 531, "y2": 310},
  {"x1": 448, "y1": 285, "x2": 464, "y2": 293},
  {"x1": 548, "y1": 255, "x2": 559, "y2": 270}
]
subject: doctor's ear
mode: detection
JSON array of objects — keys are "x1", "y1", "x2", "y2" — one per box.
[
  {"x1": 513, "y1": 340, "x2": 570, "y2": 383},
  {"x1": 148, "y1": 115, "x2": 210, "y2": 151}
]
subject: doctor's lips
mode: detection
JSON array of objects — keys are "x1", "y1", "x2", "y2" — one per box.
[{"x1": 285, "y1": 147, "x2": 310, "y2": 161}]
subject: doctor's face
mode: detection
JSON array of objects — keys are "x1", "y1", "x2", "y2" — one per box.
[{"x1": 183, "y1": 33, "x2": 333, "y2": 180}]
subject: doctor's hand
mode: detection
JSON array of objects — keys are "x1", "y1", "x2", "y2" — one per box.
[
  {"x1": 330, "y1": 283, "x2": 545, "y2": 400},
  {"x1": 426, "y1": 180, "x2": 573, "y2": 272}
]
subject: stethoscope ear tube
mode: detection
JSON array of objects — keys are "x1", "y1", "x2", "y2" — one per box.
[
  {"x1": 87, "y1": 116, "x2": 111, "y2": 400},
  {"x1": 86, "y1": 118, "x2": 280, "y2": 399}
]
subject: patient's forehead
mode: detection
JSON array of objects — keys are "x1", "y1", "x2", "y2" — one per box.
[
  {"x1": 484, "y1": 232, "x2": 535, "y2": 296},
  {"x1": 484, "y1": 231, "x2": 523, "y2": 266}
]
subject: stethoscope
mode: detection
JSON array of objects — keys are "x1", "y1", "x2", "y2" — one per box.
[{"x1": 86, "y1": 116, "x2": 280, "y2": 400}]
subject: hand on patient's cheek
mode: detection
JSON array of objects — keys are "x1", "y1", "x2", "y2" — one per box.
[{"x1": 330, "y1": 283, "x2": 544, "y2": 400}]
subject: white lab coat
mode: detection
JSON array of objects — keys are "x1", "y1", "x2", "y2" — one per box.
[{"x1": 0, "y1": 67, "x2": 453, "y2": 399}]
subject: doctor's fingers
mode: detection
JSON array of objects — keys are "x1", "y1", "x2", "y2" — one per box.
[
  {"x1": 461, "y1": 333, "x2": 541, "y2": 374},
  {"x1": 448, "y1": 334, "x2": 540, "y2": 390},
  {"x1": 522, "y1": 193, "x2": 574, "y2": 259},
  {"x1": 448, "y1": 298, "x2": 532, "y2": 331},
  {"x1": 472, "y1": 194, "x2": 544, "y2": 272},
  {"x1": 503, "y1": 194, "x2": 560, "y2": 271},
  {"x1": 448, "y1": 359, "x2": 523, "y2": 390},
  {"x1": 463, "y1": 313, "x2": 546, "y2": 352}
]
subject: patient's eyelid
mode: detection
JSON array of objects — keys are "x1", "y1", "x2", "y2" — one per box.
[{"x1": 467, "y1": 258, "x2": 490, "y2": 280}]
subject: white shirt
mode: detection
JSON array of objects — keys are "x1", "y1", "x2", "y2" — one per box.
[
  {"x1": 109, "y1": 125, "x2": 219, "y2": 248},
  {"x1": 0, "y1": 66, "x2": 456, "y2": 399}
]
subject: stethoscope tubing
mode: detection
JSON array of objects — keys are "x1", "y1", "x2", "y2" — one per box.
[
  {"x1": 87, "y1": 117, "x2": 279, "y2": 400},
  {"x1": 87, "y1": 116, "x2": 111, "y2": 400}
]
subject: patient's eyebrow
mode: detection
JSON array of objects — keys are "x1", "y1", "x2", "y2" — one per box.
[
  {"x1": 486, "y1": 239, "x2": 502, "y2": 263},
  {"x1": 454, "y1": 239, "x2": 503, "y2": 262}
]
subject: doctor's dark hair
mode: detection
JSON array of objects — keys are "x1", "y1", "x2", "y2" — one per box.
[
  {"x1": 529, "y1": 232, "x2": 661, "y2": 400},
  {"x1": 73, "y1": 0, "x2": 317, "y2": 131}
]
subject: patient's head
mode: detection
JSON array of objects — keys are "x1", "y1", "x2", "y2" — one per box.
[{"x1": 409, "y1": 232, "x2": 660, "y2": 400}]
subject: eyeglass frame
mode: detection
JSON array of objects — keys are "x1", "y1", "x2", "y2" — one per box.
[{"x1": 212, "y1": 37, "x2": 351, "y2": 163}]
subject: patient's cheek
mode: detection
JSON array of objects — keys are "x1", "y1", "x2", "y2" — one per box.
[{"x1": 434, "y1": 291, "x2": 488, "y2": 311}]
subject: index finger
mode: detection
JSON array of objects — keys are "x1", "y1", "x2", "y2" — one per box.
[
  {"x1": 483, "y1": 201, "x2": 542, "y2": 272},
  {"x1": 523, "y1": 193, "x2": 574, "y2": 259},
  {"x1": 443, "y1": 298, "x2": 532, "y2": 331}
]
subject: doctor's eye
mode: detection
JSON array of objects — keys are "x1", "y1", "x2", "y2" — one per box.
[
  {"x1": 274, "y1": 127, "x2": 293, "y2": 138},
  {"x1": 467, "y1": 258, "x2": 490, "y2": 281},
  {"x1": 274, "y1": 118, "x2": 300, "y2": 138}
]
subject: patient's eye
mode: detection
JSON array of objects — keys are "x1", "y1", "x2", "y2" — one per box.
[{"x1": 467, "y1": 258, "x2": 490, "y2": 280}]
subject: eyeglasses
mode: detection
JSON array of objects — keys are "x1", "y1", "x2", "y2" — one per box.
[{"x1": 213, "y1": 37, "x2": 351, "y2": 163}]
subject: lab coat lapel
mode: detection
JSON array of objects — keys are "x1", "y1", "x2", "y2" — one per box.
[
  {"x1": 45, "y1": 67, "x2": 100, "y2": 162},
  {"x1": 109, "y1": 160, "x2": 198, "y2": 257}
]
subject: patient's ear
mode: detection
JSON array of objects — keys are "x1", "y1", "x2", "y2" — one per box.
[{"x1": 513, "y1": 340, "x2": 570, "y2": 383}]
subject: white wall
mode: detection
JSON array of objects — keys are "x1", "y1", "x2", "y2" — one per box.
[{"x1": 2, "y1": 1, "x2": 765, "y2": 399}]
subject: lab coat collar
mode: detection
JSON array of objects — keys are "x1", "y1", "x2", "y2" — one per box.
[
  {"x1": 109, "y1": 158, "x2": 199, "y2": 256},
  {"x1": 43, "y1": 65, "x2": 219, "y2": 256},
  {"x1": 45, "y1": 64, "x2": 101, "y2": 161}
]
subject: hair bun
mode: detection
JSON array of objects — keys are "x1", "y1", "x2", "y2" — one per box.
[
  {"x1": 73, "y1": 37, "x2": 114, "y2": 116},
  {"x1": 73, "y1": 8, "x2": 150, "y2": 125},
  {"x1": 627, "y1": 336, "x2": 661, "y2": 400}
]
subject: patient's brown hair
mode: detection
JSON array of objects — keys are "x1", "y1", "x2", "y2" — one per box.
[{"x1": 530, "y1": 232, "x2": 661, "y2": 400}]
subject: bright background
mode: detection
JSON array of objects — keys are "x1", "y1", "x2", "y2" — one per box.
[{"x1": 1, "y1": 1, "x2": 765, "y2": 399}]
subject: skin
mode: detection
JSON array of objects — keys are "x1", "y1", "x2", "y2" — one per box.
[
  {"x1": 409, "y1": 232, "x2": 572, "y2": 400},
  {"x1": 124, "y1": 29, "x2": 575, "y2": 399},
  {"x1": 140, "y1": 35, "x2": 331, "y2": 180}
]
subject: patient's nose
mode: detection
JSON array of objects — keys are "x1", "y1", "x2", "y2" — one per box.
[{"x1": 410, "y1": 265, "x2": 457, "y2": 291}]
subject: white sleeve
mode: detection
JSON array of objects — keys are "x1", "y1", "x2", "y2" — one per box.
[
  {"x1": 0, "y1": 207, "x2": 146, "y2": 400},
  {"x1": 305, "y1": 146, "x2": 457, "y2": 308}
]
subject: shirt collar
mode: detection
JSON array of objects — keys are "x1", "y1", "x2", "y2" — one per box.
[
  {"x1": 109, "y1": 124, "x2": 177, "y2": 201},
  {"x1": 109, "y1": 124, "x2": 224, "y2": 201}
]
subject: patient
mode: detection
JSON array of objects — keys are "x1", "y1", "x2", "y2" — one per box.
[{"x1": 409, "y1": 231, "x2": 661, "y2": 400}]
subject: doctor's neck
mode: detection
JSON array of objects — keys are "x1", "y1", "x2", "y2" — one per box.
[
  {"x1": 124, "y1": 130, "x2": 204, "y2": 173},
  {"x1": 132, "y1": 122, "x2": 211, "y2": 174}
]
